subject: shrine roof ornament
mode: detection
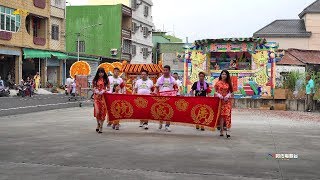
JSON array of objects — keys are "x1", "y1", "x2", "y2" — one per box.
[{"x1": 194, "y1": 38, "x2": 266, "y2": 46}]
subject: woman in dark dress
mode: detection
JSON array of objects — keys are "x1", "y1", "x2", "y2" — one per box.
[{"x1": 191, "y1": 72, "x2": 210, "y2": 131}]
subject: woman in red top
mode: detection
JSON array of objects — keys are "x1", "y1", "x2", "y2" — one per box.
[
  {"x1": 214, "y1": 70, "x2": 233, "y2": 138},
  {"x1": 92, "y1": 68, "x2": 110, "y2": 133}
]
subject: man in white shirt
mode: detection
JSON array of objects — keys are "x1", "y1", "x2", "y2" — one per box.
[
  {"x1": 134, "y1": 70, "x2": 154, "y2": 130},
  {"x1": 173, "y1": 72, "x2": 183, "y2": 96},
  {"x1": 155, "y1": 65, "x2": 178, "y2": 132},
  {"x1": 108, "y1": 68, "x2": 124, "y2": 94},
  {"x1": 66, "y1": 76, "x2": 74, "y2": 95},
  {"x1": 107, "y1": 67, "x2": 125, "y2": 130}
]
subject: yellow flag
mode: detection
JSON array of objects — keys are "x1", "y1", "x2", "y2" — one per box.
[
  {"x1": 13, "y1": 9, "x2": 28, "y2": 15},
  {"x1": 13, "y1": 9, "x2": 20, "y2": 15}
]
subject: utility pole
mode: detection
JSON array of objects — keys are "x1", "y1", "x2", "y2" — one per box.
[{"x1": 77, "y1": 33, "x2": 80, "y2": 61}]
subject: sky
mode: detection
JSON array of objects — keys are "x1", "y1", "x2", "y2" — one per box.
[{"x1": 68, "y1": 0, "x2": 316, "y2": 42}]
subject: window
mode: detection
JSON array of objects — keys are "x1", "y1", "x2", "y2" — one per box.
[
  {"x1": 131, "y1": 0, "x2": 137, "y2": 10},
  {"x1": 144, "y1": 6, "x2": 149, "y2": 17},
  {"x1": 0, "y1": 6, "x2": 21, "y2": 32},
  {"x1": 51, "y1": 24, "x2": 59, "y2": 40},
  {"x1": 76, "y1": 41, "x2": 85, "y2": 53},
  {"x1": 131, "y1": 45, "x2": 136, "y2": 56},
  {"x1": 142, "y1": 27, "x2": 149, "y2": 37},
  {"x1": 142, "y1": 47, "x2": 149, "y2": 59},
  {"x1": 132, "y1": 22, "x2": 138, "y2": 33},
  {"x1": 33, "y1": 17, "x2": 40, "y2": 37},
  {"x1": 122, "y1": 40, "x2": 131, "y2": 54},
  {"x1": 54, "y1": 0, "x2": 62, "y2": 7}
]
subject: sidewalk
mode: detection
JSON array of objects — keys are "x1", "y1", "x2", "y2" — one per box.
[{"x1": 9, "y1": 88, "x2": 55, "y2": 96}]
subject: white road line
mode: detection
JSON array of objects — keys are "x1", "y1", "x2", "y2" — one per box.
[{"x1": 0, "y1": 102, "x2": 80, "y2": 111}]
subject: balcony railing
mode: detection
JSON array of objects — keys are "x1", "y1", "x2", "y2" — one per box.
[
  {"x1": 122, "y1": 29, "x2": 131, "y2": 39},
  {"x1": 121, "y1": 54, "x2": 131, "y2": 61},
  {"x1": 122, "y1": 6, "x2": 132, "y2": 16},
  {"x1": 33, "y1": 37, "x2": 46, "y2": 46},
  {"x1": 0, "y1": 31, "x2": 12, "y2": 41}
]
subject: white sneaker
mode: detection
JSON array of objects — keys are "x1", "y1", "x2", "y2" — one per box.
[
  {"x1": 143, "y1": 124, "x2": 149, "y2": 130},
  {"x1": 159, "y1": 123, "x2": 163, "y2": 129},
  {"x1": 165, "y1": 126, "x2": 171, "y2": 132}
]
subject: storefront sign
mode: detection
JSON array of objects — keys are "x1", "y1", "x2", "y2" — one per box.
[
  {"x1": 0, "y1": 49, "x2": 20, "y2": 56},
  {"x1": 47, "y1": 59, "x2": 59, "y2": 67}
]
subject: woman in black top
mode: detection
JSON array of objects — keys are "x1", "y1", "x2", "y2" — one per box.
[{"x1": 191, "y1": 72, "x2": 210, "y2": 131}]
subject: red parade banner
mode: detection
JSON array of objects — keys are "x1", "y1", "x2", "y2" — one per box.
[{"x1": 104, "y1": 94, "x2": 222, "y2": 130}]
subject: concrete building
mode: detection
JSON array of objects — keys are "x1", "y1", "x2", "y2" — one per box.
[
  {"x1": 152, "y1": 31, "x2": 190, "y2": 79},
  {"x1": 152, "y1": 31, "x2": 183, "y2": 64},
  {"x1": 66, "y1": 5, "x2": 132, "y2": 82},
  {"x1": 66, "y1": 5, "x2": 132, "y2": 61},
  {"x1": 88, "y1": 0, "x2": 154, "y2": 64},
  {"x1": 0, "y1": 0, "x2": 67, "y2": 86},
  {"x1": 254, "y1": 0, "x2": 320, "y2": 50}
]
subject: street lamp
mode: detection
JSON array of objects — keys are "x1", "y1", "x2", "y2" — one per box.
[{"x1": 76, "y1": 23, "x2": 102, "y2": 61}]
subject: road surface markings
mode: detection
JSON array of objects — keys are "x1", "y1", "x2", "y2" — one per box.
[{"x1": 0, "y1": 102, "x2": 80, "y2": 111}]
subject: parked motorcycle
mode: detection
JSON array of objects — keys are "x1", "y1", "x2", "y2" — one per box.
[
  {"x1": 16, "y1": 84, "x2": 27, "y2": 97},
  {"x1": 0, "y1": 80, "x2": 10, "y2": 97}
]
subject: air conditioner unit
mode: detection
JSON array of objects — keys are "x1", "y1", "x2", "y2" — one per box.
[
  {"x1": 137, "y1": 0, "x2": 142, "y2": 5},
  {"x1": 110, "y1": 49, "x2": 118, "y2": 56}
]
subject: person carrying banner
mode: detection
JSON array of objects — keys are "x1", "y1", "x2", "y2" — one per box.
[
  {"x1": 214, "y1": 70, "x2": 233, "y2": 138},
  {"x1": 134, "y1": 70, "x2": 154, "y2": 130},
  {"x1": 92, "y1": 68, "x2": 110, "y2": 133},
  {"x1": 107, "y1": 67, "x2": 125, "y2": 130},
  {"x1": 191, "y1": 72, "x2": 211, "y2": 131},
  {"x1": 173, "y1": 72, "x2": 183, "y2": 96},
  {"x1": 155, "y1": 65, "x2": 178, "y2": 132}
]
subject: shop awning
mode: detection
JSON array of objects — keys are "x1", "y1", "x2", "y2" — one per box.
[
  {"x1": 68, "y1": 56, "x2": 100, "y2": 61},
  {"x1": 23, "y1": 48, "x2": 68, "y2": 59},
  {"x1": 23, "y1": 48, "x2": 51, "y2": 59},
  {"x1": 50, "y1": 52, "x2": 68, "y2": 59}
]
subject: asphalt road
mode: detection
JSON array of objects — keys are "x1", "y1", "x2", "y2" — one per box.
[
  {"x1": 0, "y1": 94, "x2": 91, "y2": 117},
  {"x1": 0, "y1": 108, "x2": 319, "y2": 180}
]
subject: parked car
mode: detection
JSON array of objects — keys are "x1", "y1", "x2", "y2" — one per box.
[{"x1": 0, "y1": 80, "x2": 10, "y2": 97}]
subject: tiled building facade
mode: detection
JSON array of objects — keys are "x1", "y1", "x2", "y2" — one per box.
[{"x1": 0, "y1": 0, "x2": 66, "y2": 86}]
